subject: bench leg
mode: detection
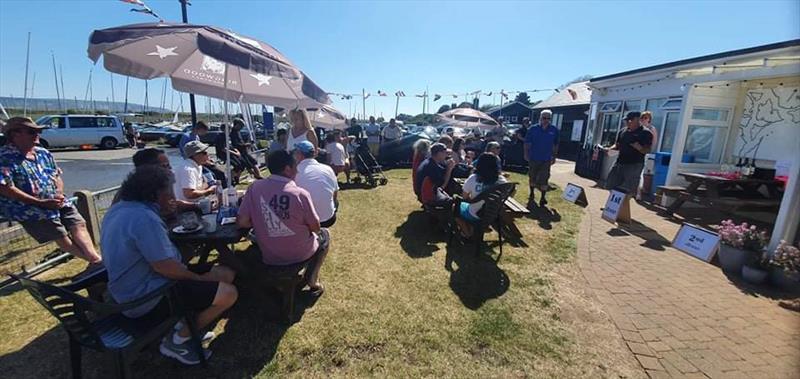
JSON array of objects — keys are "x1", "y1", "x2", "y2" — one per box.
[
  {"x1": 69, "y1": 337, "x2": 82, "y2": 379},
  {"x1": 282, "y1": 284, "x2": 297, "y2": 324}
]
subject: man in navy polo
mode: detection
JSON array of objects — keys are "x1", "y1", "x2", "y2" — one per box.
[{"x1": 524, "y1": 110, "x2": 559, "y2": 208}]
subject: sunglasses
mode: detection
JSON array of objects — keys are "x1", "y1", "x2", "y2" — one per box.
[
  {"x1": 16, "y1": 129, "x2": 41, "y2": 136},
  {"x1": 541, "y1": 117, "x2": 551, "y2": 120}
]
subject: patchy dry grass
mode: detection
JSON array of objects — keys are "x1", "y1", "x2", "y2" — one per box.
[{"x1": 0, "y1": 168, "x2": 641, "y2": 378}]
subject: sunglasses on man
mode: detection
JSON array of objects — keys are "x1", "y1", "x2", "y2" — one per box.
[{"x1": 17, "y1": 129, "x2": 42, "y2": 136}]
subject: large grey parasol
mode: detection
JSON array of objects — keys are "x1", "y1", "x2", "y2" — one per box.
[
  {"x1": 88, "y1": 22, "x2": 330, "y2": 108},
  {"x1": 306, "y1": 104, "x2": 347, "y2": 130}
]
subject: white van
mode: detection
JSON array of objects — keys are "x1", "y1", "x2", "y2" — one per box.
[{"x1": 34, "y1": 115, "x2": 127, "y2": 149}]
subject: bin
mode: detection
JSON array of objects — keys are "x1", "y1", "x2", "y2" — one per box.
[{"x1": 651, "y1": 152, "x2": 671, "y2": 195}]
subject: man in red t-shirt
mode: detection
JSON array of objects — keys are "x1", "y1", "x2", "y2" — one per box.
[
  {"x1": 237, "y1": 150, "x2": 330, "y2": 295},
  {"x1": 414, "y1": 143, "x2": 455, "y2": 204}
]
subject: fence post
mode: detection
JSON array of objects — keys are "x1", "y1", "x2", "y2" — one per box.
[{"x1": 74, "y1": 190, "x2": 100, "y2": 245}]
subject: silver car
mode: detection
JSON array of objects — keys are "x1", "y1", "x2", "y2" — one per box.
[{"x1": 34, "y1": 115, "x2": 127, "y2": 149}]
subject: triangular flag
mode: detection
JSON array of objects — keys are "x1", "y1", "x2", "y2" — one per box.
[
  {"x1": 378, "y1": 90, "x2": 387, "y2": 97},
  {"x1": 434, "y1": 94, "x2": 441, "y2": 102},
  {"x1": 364, "y1": 93, "x2": 371, "y2": 100},
  {"x1": 567, "y1": 88, "x2": 578, "y2": 100}
]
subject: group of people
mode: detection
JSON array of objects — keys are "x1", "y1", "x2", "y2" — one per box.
[{"x1": 411, "y1": 110, "x2": 560, "y2": 239}]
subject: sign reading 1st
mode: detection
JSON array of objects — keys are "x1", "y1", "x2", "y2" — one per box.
[{"x1": 602, "y1": 189, "x2": 631, "y2": 224}]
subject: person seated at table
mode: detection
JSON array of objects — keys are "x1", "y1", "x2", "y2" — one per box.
[
  {"x1": 455, "y1": 153, "x2": 507, "y2": 238},
  {"x1": 111, "y1": 148, "x2": 197, "y2": 215},
  {"x1": 213, "y1": 127, "x2": 245, "y2": 185},
  {"x1": 236, "y1": 150, "x2": 329, "y2": 296},
  {"x1": 326, "y1": 131, "x2": 350, "y2": 184},
  {"x1": 293, "y1": 141, "x2": 339, "y2": 227},
  {"x1": 174, "y1": 141, "x2": 217, "y2": 203},
  {"x1": 178, "y1": 121, "x2": 228, "y2": 187},
  {"x1": 415, "y1": 143, "x2": 456, "y2": 204},
  {"x1": 101, "y1": 165, "x2": 238, "y2": 365},
  {"x1": 231, "y1": 118, "x2": 263, "y2": 180},
  {"x1": 270, "y1": 128, "x2": 288, "y2": 152},
  {"x1": 411, "y1": 139, "x2": 431, "y2": 197}
]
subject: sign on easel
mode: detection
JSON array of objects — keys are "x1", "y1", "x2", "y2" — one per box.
[
  {"x1": 602, "y1": 189, "x2": 631, "y2": 224},
  {"x1": 562, "y1": 183, "x2": 588, "y2": 207},
  {"x1": 672, "y1": 223, "x2": 720, "y2": 262}
]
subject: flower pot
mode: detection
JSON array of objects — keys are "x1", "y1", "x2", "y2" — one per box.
[
  {"x1": 769, "y1": 267, "x2": 800, "y2": 291},
  {"x1": 718, "y1": 245, "x2": 751, "y2": 274},
  {"x1": 741, "y1": 265, "x2": 768, "y2": 285}
]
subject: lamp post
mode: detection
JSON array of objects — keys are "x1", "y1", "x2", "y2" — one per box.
[{"x1": 180, "y1": 0, "x2": 198, "y2": 127}]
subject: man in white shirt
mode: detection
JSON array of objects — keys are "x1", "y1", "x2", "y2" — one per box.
[
  {"x1": 325, "y1": 131, "x2": 350, "y2": 183},
  {"x1": 364, "y1": 116, "x2": 381, "y2": 157},
  {"x1": 292, "y1": 141, "x2": 339, "y2": 227},
  {"x1": 173, "y1": 141, "x2": 217, "y2": 203},
  {"x1": 381, "y1": 118, "x2": 404, "y2": 143}
]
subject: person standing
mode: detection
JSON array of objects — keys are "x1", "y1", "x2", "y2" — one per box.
[
  {"x1": 488, "y1": 117, "x2": 506, "y2": 142},
  {"x1": 174, "y1": 141, "x2": 217, "y2": 203},
  {"x1": 124, "y1": 121, "x2": 138, "y2": 149},
  {"x1": 602, "y1": 111, "x2": 652, "y2": 194},
  {"x1": 293, "y1": 141, "x2": 339, "y2": 227},
  {"x1": 524, "y1": 110, "x2": 559, "y2": 208},
  {"x1": 326, "y1": 131, "x2": 350, "y2": 183},
  {"x1": 514, "y1": 117, "x2": 530, "y2": 144},
  {"x1": 364, "y1": 116, "x2": 381, "y2": 156},
  {"x1": 287, "y1": 109, "x2": 319, "y2": 151},
  {"x1": 0, "y1": 117, "x2": 102, "y2": 266},
  {"x1": 381, "y1": 118, "x2": 404, "y2": 144},
  {"x1": 640, "y1": 111, "x2": 658, "y2": 152}
]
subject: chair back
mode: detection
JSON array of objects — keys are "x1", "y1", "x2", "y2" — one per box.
[
  {"x1": 13, "y1": 275, "x2": 107, "y2": 350},
  {"x1": 475, "y1": 182, "x2": 516, "y2": 227}
]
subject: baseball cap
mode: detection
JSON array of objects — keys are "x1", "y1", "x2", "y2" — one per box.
[
  {"x1": 293, "y1": 140, "x2": 315, "y2": 154},
  {"x1": 184, "y1": 140, "x2": 210, "y2": 157},
  {"x1": 624, "y1": 111, "x2": 641, "y2": 121},
  {"x1": 430, "y1": 142, "x2": 447, "y2": 155},
  {"x1": 2, "y1": 117, "x2": 44, "y2": 134}
]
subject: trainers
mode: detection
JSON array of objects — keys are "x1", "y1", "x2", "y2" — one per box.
[
  {"x1": 539, "y1": 198, "x2": 548, "y2": 208},
  {"x1": 159, "y1": 332, "x2": 212, "y2": 365},
  {"x1": 172, "y1": 322, "x2": 215, "y2": 342}
]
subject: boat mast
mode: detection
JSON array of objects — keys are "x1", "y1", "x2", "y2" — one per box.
[{"x1": 23, "y1": 32, "x2": 31, "y2": 116}]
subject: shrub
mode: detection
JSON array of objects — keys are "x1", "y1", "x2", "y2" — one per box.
[{"x1": 771, "y1": 241, "x2": 800, "y2": 274}]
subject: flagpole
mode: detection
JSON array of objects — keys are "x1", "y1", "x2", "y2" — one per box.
[
  {"x1": 124, "y1": 76, "x2": 129, "y2": 113},
  {"x1": 51, "y1": 52, "x2": 62, "y2": 112},
  {"x1": 394, "y1": 94, "x2": 399, "y2": 118},
  {"x1": 110, "y1": 73, "x2": 116, "y2": 113},
  {"x1": 23, "y1": 32, "x2": 31, "y2": 116},
  {"x1": 362, "y1": 88, "x2": 366, "y2": 120},
  {"x1": 59, "y1": 65, "x2": 66, "y2": 112}
]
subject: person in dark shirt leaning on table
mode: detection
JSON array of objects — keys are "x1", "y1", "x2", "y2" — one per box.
[
  {"x1": 101, "y1": 165, "x2": 237, "y2": 365},
  {"x1": 600, "y1": 111, "x2": 652, "y2": 194},
  {"x1": 415, "y1": 143, "x2": 456, "y2": 204}
]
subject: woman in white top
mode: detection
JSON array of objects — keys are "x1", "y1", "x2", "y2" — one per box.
[
  {"x1": 287, "y1": 109, "x2": 319, "y2": 151},
  {"x1": 640, "y1": 111, "x2": 658, "y2": 153},
  {"x1": 455, "y1": 152, "x2": 507, "y2": 238}
]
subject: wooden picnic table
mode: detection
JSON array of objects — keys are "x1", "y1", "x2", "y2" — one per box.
[
  {"x1": 169, "y1": 217, "x2": 249, "y2": 270},
  {"x1": 663, "y1": 172, "x2": 783, "y2": 214}
]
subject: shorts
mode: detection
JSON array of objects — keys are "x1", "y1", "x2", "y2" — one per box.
[
  {"x1": 527, "y1": 160, "x2": 552, "y2": 188},
  {"x1": 241, "y1": 228, "x2": 330, "y2": 276},
  {"x1": 320, "y1": 213, "x2": 337, "y2": 228},
  {"x1": 134, "y1": 280, "x2": 220, "y2": 323},
  {"x1": 459, "y1": 202, "x2": 480, "y2": 223},
  {"x1": 20, "y1": 204, "x2": 86, "y2": 244},
  {"x1": 606, "y1": 162, "x2": 644, "y2": 194}
]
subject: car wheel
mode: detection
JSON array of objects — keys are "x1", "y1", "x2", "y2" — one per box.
[{"x1": 100, "y1": 137, "x2": 118, "y2": 149}]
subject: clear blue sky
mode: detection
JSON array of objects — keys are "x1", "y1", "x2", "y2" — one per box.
[{"x1": 1, "y1": 0, "x2": 798, "y2": 118}]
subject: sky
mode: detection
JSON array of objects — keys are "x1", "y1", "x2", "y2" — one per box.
[{"x1": 1, "y1": 0, "x2": 798, "y2": 119}]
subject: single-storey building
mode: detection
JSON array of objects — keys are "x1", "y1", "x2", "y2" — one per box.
[
  {"x1": 486, "y1": 101, "x2": 533, "y2": 124},
  {"x1": 578, "y1": 39, "x2": 800, "y2": 250},
  {"x1": 531, "y1": 81, "x2": 591, "y2": 160}
]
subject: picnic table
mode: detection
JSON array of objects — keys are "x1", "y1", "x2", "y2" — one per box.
[
  {"x1": 452, "y1": 178, "x2": 530, "y2": 238},
  {"x1": 169, "y1": 218, "x2": 249, "y2": 270},
  {"x1": 660, "y1": 172, "x2": 783, "y2": 214}
]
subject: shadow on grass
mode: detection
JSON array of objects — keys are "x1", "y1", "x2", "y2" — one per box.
[
  {"x1": 445, "y1": 243, "x2": 510, "y2": 310},
  {"x1": 527, "y1": 204, "x2": 562, "y2": 230},
  {"x1": 338, "y1": 181, "x2": 375, "y2": 191},
  {"x1": 606, "y1": 220, "x2": 672, "y2": 252},
  {"x1": 394, "y1": 210, "x2": 448, "y2": 258}
]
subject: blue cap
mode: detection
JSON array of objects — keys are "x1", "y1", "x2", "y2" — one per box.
[{"x1": 293, "y1": 140, "x2": 315, "y2": 154}]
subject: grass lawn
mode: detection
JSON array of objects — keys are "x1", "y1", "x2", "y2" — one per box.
[{"x1": 0, "y1": 168, "x2": 641, "y2": 378}]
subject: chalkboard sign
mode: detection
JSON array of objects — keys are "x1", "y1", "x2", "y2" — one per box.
[
  {"x1": 672, "y1": 223, "x2": 720, "y2": 262},
  {"x1": 562, "y1": 183, "x2": 588, "y2": 207},
  {"x1": 602, "y1": 189, "x2": 630, "y2": 224}
]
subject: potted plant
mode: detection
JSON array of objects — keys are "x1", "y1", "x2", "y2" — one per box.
[
  {"x1": 769, "y1": 241, "x2": 800, "y2": 290},
  {"x1": 742, "y1": 251, "x2": 770, "y2": 284},
  {"x1": 714, "y1": 220, "x2": 768, "y2": 274}
]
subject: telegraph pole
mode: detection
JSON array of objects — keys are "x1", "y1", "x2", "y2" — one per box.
[{"x1": 180, "y1": 0, "x2": 198, "y2": 127}]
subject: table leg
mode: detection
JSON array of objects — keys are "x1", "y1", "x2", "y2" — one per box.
[
  {"x1": 214, "y1": 242, "x2": 247, "y2": 273},
  {"x1": 665, "y1": 181, "x2": 701, "y2": 214}
]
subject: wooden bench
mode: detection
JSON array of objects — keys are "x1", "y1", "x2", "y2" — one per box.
[{"x1": 500, "y1": 197, "x2": 529, "y2": 239}]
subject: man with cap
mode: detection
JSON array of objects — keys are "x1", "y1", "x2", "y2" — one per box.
[
  {"x1": 0, "y1": 117, "x2": 102, "y2": 265},
  {"x1": 414, "y1": 142, "x2": 456, "y2": 204},
  {"x1": 524, "y1": 109, "x2": 559, "y2": 208},
  {"x1": 292, "y1": 141, "x2": 339, "y2": 227},
  {"x1": 174, "y1": 140, "x2": 217, "y2": 203},
  {"x1": 236, "y1": 150, "x2": 330, "y2": 296},
  {"x1": 601, "y1": 111, "x2": 653, "y2": 194}
]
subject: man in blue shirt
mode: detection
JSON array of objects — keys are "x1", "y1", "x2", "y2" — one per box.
[
  {"x1": 0, "y1": 117, "x2": 102, "y2": 265},
  {"x1": 524, "y1": 110, "x2": 559, "y2": 208},
  {"x1": 101, "y1": 165, "x2": 237, "y2": 365},
  {"x1": 178, "y1": 121, "x2": 209, "y2": 159}
]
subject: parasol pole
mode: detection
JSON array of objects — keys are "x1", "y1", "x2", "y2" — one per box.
[
  {"x1": 180, "y1": 0, "x2": 198, "y2": 127},
  {"x1": 223, "y1": 63, "x2": 232, "y2": 193}
]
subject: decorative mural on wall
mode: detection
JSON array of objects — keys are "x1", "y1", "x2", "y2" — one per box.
[{"x1": 736, "y1": 87, "x2": 800, "y2": 161}]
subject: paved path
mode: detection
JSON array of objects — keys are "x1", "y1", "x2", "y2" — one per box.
[{"x1": 549, "y1": 162, "x2": 800, "y2": 379}]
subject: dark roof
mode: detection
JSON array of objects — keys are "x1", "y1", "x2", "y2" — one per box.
[
  {"x1": 486, "y1": 101, "x2": 532, "y2": 114},
  {"x1": 591, "y1": 39, "x2": 800, "y2": 83}
]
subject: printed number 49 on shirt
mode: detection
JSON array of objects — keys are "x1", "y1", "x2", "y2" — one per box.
[{"x1": 270, "y1": 195, "x2": 290, "y2": 219}]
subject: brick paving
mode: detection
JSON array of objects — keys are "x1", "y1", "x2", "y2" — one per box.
[{"x1": 549, "y1": 162, "x2": 800, "y2": 379}]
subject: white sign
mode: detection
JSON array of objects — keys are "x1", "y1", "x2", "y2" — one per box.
[
  {"x1": 562, "y1": 183, "x2": 585, "y2": 205},
  {"x1": 571, "y1": 120, "x2": 584, "y2": 142},
  {"x1": 672, "y1": 223, "x2": 720, "y2": 262},
  {"x1": 602, "y1": 189, "x2": 627, "y2": 223}
]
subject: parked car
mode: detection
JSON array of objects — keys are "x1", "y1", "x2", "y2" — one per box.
[
  {"x1": 34, "y1": 114, "x2": 127, "y2": 149},
  {"x1": 136, "y1": 124, "x2": 185, "y2": 142},
  {"x1": 164, "y1": 126, "x2": 252, "y2": 148}
]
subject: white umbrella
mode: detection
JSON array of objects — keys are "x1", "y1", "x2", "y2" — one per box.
[
  {"x1": 306, "y1": 104, "x2": 347, "y2": 130},
  {"x1": 437, "y1": 107, "x2": 499, "y2": 131}
]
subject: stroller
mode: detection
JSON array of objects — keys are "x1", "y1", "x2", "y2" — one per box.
[{"x1": 351, "y1": 139, "x2": 388, "y2": 187}]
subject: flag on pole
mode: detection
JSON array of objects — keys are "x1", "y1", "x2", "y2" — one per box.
[
  {"x1": 363, "y1": 93, "x2": 371, "y2": 100},
  {"x1": 451, "y1": 94, "x2": 458, "y2": 98},
  {"x1": 433, "y1": 94, "x2": 441, "y2": 102},
  {"x1": 500, "y1": 90, "x2": 509, "y2": 99},
  {"x1": 119, "y1": 0, "x2": 145, "y2": 4},
  {"x1": 378, "y1": 90, "x2": 387, "y2": 96},
  {"x1": 470, "y1": 90, "x2": 481, "y2": 96},
  {"x1": 567, "y1": 88, "x2": 578, "y2": 100},
  {"x1": 395, "y1": 91, "x2": 406, "y2": 97},
  {"x1": 484, "y1": 91, "x2": 492, "y2": 97},
  {"x1": 415, "y1": 93, "x2": 425, "y2": 98}
]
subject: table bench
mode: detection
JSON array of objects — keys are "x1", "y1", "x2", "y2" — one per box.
[{"x1": 661, "y1": 173, "x2": 782, "y2": 215}]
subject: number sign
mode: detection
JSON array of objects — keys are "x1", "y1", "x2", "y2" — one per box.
[
  {"x1": 562, "y1": 183, "x2": 588, "y2": 207},
  {"x1": 602, "y1": 189, "x2": 630, "y2": 223},
  {"x1": 672, "y1": 223, "x2": 720, "y2": 262}
]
